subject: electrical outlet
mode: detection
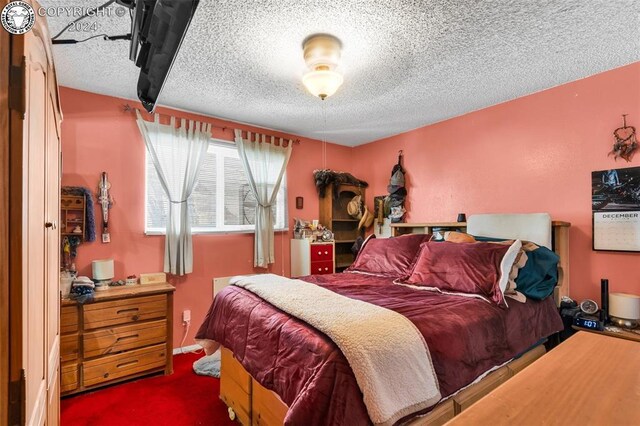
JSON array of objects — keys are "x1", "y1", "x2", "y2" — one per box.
[{"x1": 182, "y1": 309, "x2": 191, "y2": 324}]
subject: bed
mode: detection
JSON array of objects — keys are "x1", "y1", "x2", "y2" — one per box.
[{"x1": 196, "y1": 213, "x2": 571, "y2": 426}]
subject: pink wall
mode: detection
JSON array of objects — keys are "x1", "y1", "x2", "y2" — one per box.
[
  {"x1": 353, "y1": 62, "x2": 640, "y2": 302},
  {"x1": 59, "y1": 87, "x2": 354, "y2": 348},
  {"x1": 61, "y1": 62, "x2": 640, "y2": 347}
]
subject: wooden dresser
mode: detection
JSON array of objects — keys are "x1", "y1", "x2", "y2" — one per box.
[{"x1": 60, "y1": 283, "x2": 175, "y2": 396}]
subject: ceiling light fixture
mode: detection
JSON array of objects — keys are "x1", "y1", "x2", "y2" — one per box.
[{"x1": 302, "y1": 34, "x2": 343, "y2": 100}]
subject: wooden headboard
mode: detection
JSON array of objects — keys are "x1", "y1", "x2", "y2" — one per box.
[{"x1": 390, "y1": 217, "x2": 571, "y2": 306}]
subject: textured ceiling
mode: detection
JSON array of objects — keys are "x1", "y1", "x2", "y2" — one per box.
[{"x1": 42, "y1": 0, "x2": 640, "y2": 146}]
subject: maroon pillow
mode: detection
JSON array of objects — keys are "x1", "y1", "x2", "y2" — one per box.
[
  {"x1": 402, "y1": 241, "x2": 509, "y2": 307},
  {"x1": 346, "y1": 234, "x2": 431, "y2": 276}
]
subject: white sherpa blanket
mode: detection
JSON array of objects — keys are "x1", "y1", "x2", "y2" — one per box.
[{"x1": 231, "y1": 274, "x2": 441, "y2": 426}]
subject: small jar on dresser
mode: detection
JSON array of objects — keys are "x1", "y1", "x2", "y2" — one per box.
[
  {"x1": 290, "y1": 239, "x2": 335, "y2": 277},
  {"x1": 60, "y1": 282, "x2": 175, "y2": 396}
]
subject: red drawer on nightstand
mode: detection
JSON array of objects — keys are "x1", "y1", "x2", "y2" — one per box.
[
  {"x1": 311, "y1": 244, "x2": 333, "y2": 262},
  {"x1": 311, "y1": 261, "x2": 334, "y2": 275}
]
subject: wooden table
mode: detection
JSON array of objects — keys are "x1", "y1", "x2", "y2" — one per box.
[{"x1": 446, "y1": 332, "x2": 640, "y2": 425}]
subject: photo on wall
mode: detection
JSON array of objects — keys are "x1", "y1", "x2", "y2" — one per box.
[{"x1": 592, "y1": 166, "x2": 640, "y2": 252}]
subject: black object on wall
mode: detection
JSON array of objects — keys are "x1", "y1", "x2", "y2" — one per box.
[{"x1": 600, "y1": 278, "x2": 609, "y2": 323}]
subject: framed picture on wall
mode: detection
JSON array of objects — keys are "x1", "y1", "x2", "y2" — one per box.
[{"x1": 592, "y1": 166, "x2": 640, "y2": 252}]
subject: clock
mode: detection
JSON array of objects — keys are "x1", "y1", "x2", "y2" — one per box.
[
  {"x1": 579, "y1": 299, "x2": 599, "y2": 315},
  {"x1": 574, "y1": 316, "x2": 604, "y2": 331}
]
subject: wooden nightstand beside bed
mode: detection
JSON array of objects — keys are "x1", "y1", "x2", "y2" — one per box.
[{"x1": 446, "y1": 332, "x2": 640, "y2": 425}]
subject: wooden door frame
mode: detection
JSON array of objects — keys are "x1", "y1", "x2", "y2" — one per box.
[
  {"x1": 7, "y1": 5, "x2": 27, "y2": 426},
  {"x1": 1, "y1": 1, "x2": 10, "y2": 422}
]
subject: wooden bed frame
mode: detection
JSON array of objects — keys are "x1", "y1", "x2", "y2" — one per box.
[{"x1": 219, "y1": 220, "x2": 571, "y2": 426}]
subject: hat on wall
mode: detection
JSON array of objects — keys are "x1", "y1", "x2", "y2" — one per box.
[
  {"x1": 347, "y1": 195, "x2": 363, "y2": 219},
  {"x1": 390, "y1": 169, "x2": 405, "y2": 187},
  {"x1": 387, "y1": 169, "x2": 406, "y2": 194},
  {"x1": 358, "y1": 206, "x2": 374, "y2": 230}
]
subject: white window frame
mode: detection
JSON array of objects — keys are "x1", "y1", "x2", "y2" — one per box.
[{"x1": 145, "y1": 138, "x2": 288, "y2": 235}]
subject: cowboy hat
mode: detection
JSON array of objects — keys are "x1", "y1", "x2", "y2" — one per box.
[
  {"x1": 347, "y1": 195, "x2": 363, "y2": 219},
  {"x1": 358, "y1": 206, "x2": 374, "y2": 230}
]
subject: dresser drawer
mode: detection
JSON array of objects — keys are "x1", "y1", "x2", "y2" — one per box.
[
  {"x1": 61, "y1": 362, "x2": 79, "y2": 393},
  {"x1": 83, "y1": 319, "x2": 167, "y2": 358},
  {"x1": 310, "y1": 244, "x2": 333, "y2": 262},
  {"x1": 83, "y1": 344, "x2": 167, "y2": 387},
  {"x1": 311, "y1": 260, "x2": 334, "y2": 275},
  {"x1": 61, "y1": 305, "x2": 79, "y2": 334},
  {"x1": 61, "y1": 333, "x2": 79, "y2": 362},
  {"x1": 83, "y1": 294, "x2": 167, "y2": 330}
]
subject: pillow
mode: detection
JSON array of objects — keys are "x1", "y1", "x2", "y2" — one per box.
[
  {"x1": 402, "y1": 240, "x2": 522, "y2": 308},
  {"x1": 442, "y1": 232, "x2": 527, "y2": 301},
  {"x1": 474, "y1": 236, "x2": 560, "y2": 300},
  {"x1": 444, "y1": 231, "x2": 477, "y2": 243},
  {"x1": 504, "y1": 249, "x2": 528, "y2": 303},
  {"x1": 346, "y1": 233, "x2": 431, "y2": 276}
]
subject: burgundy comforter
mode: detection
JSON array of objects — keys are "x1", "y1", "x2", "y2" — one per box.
[{"x1": 196, "y1": 273, "x2": 563, "y2": 426}]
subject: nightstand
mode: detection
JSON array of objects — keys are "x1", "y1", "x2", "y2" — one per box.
[
  {"x1": 571, "y1": 325, "x2": 640, "y2": 343},
  {"x1": 290, "y1": 239, "x2": 335, "y2": 277}
]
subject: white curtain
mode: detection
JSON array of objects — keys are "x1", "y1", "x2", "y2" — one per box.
[
  {"x1": 235, "y1": 130, "x2": 292, "y2": 268},
  {"x1": 136, "y1": 111, "x2": 211, "y2": 276}
]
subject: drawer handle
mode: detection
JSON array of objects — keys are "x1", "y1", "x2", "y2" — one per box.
[
  {"x1": 116, "y1": 308, "x2": 140, "y2": 315},
  {"x1": 115, "y1": 334, "x2": 139, "y2": 342},
  {"x1": 325, "y1": 267, "x2": 329, "y2": 271},
  {"x1": 317, "y1": 251, "x2": 321, "y2": 255},
  {"x1": 116, "y1": 360, "x2": 138, "y2": 369},
  {"x1": 325, "y1": 251, "x2": 328, "y2": 255},
  {"x1": 318, "y1": 268, "x2": 322, "y2": 272}
]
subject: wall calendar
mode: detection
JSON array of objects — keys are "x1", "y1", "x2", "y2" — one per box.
[{"x1": 592, "y1": 166, "x2": 640, "y2": 252}]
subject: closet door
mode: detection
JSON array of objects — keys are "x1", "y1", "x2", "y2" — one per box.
[
  {"x1": 23, "y1": 28, "x2": 49, "y2": 426},
  {"x1": 8, "y1": 2, "x2": 62, "y2": 424},
  {"x1": 44, "y1": 72, "x2": 61, "y2": 426},
  {"x1": 24, "y1": 33, "x2": 49, "y2": 426}
]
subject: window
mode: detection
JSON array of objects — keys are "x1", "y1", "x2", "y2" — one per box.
[{"x1": 145, "y1": 140, "x2": 287, "y2": 234}]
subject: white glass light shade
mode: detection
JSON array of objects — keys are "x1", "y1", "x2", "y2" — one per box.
[{"x1": 302, "y1": 69, "x2": 344, "y2": 100}]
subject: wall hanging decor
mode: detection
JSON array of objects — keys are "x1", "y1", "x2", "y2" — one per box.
[
  {"x1": 609, "y1": 114, "x2": 638, "y2": 162},
  {"x1": 97, "y1": 172, "x2": 114, "y2": 243},
  {"x1": 385, "y1": 150, "x2": 407, "y2": 223},
  {"x1": 592, "y1": 166, "x2": 640, "y2": 252}
]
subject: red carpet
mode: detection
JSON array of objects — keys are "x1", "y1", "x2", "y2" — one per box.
[{"x1": 61, "y1": 352, "x2": 236, "y2": 426}]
